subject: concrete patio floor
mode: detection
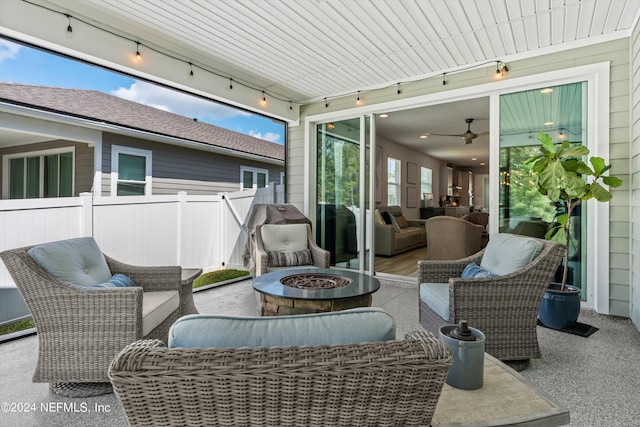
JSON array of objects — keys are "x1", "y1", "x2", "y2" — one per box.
[{"x1": 1, "y1": 277, "x2": 639, "y2": 426}]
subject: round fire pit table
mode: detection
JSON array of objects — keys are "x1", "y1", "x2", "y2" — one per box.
[{"x1": 252, "y1": 268, "x2": 380, "y2": 316}]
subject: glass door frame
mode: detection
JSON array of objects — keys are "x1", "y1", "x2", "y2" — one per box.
[{"x1": 307, "y1": 114, "x2": 376, "y2": 275}]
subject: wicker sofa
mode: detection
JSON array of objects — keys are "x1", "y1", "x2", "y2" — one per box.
[
  {"x1": 109, "y1": 308, "x2": 452, "y2": 427},
  {"x1": 375, "y1": 205, "x2": 427, "y2": 256}
]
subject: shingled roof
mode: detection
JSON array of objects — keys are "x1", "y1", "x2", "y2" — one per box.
[{"x1": 0, "y1": 82, "x2": 284, "y2": 161}]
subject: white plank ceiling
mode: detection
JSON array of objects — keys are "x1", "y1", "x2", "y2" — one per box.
[{"x1": 38, "y1": 0, "x2": 640, "y2": 103}]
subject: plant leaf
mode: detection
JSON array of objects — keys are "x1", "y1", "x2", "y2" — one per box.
[
  {"x1": 603, "y1": 176, "x2": 623, "y2": 188},
  {"x1": 537, "y1": 132, "x2": 556, "y2": 154},
  {"x1": 590, "y1": 182, "x2": 613, "y2": 202}
]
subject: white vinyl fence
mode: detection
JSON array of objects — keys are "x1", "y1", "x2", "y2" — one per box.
[{"x1": 0, "y1": 184, "x2": 284, "y2": 324}]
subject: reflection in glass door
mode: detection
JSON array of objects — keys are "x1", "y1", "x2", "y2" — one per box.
[
  {"x1": 499, "y1": 82, "x2": 587, "y2": 298},
  {"x1": 316, "y1": 117, "x2": 371, "y2": 272}
]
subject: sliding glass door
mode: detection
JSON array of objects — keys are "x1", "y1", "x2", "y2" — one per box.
[
  {"x1": 499, "y1": 82, "x2": 587, "y2": 298},
  {"x1": 315, "y1": 116, "x2": 372, "y2": 272}
]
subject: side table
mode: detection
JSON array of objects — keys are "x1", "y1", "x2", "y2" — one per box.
[{"x1": 180, "y1": 268, "x2": 202, "y2": 315}]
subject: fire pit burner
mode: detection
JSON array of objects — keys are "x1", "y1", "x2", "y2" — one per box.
[{"x1": 280, "y1": 273, "x2": 352, "y2": 290}]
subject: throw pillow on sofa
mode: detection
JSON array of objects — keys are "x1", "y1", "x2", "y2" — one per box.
[
  {"x1": 381, "y1": 211, "x2": 393, "y2": 225},
  {"x1": 394, "y1": 216, "x2": 409, "y2": 229}
]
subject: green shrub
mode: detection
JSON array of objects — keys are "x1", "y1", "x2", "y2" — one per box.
[
  {"x1": 193, "y1": 269, "x2": 250, "y2": 289},
  {"x1": 0, "y1": 318, "x2": 35, "y2": 336}
]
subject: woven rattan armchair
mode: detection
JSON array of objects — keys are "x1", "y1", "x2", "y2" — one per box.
[
  {"x1": 0, "y1": 238, "x2": 191, "y2": 396},
  {"x1": 109, "y1": 331, "x2": 452, "y2": 427},
  {"x1": 418, "y1": 235, "x2": 564, "y2": 370},
  {"x1": 255, "y1": 223, "x2": 330, "y2": 277}
]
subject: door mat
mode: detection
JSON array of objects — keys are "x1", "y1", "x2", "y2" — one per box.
[{"x1": 537, "y1": 319, "x2": 599, "y2": 337}]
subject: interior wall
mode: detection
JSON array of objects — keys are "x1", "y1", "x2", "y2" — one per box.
[
  {"x1": 376, "y1": 136, "x2": 442, "y2": 218},
  {"x1": 291, "y1": 38, "x2": 632, "y2": 318}
]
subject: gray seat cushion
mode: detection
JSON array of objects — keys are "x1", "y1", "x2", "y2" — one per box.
[
  {"x1": 480, "y1": 233, "x2": 544, "y2": 276},
  {"x1": 168, "y1": 307, "x2": 396, "y2": 348},
  {"x1": 419, "y1": 282, "x2": 449, "y2": 321}
]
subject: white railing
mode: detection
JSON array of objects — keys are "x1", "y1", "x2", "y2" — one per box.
[{"x1": 0, "y1": 184, "x2": 285, "y2": 323}]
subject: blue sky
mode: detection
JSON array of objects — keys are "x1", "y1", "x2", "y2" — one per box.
[{"x1": 0, "y1": 38, "x2": 285, "y2": 144}]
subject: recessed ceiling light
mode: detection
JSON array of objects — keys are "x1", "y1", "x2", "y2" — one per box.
[
  {"x1": 420, "y1": 134, "x2": 428, "y2": 139},
  {"x1": 541, "y1": 88, "x2": 554, "y2": 94},
  {"x1": 379, "y1": 113, "x2": 389, "y2": 118},
  {"x1": 544, "y1": 121, "x2": 554, "y2": 126},
  {"x1": 471, "y1": 157, "x2": 477, "y2": 161},
  {"x1": 480, "y1": 162, "x2": 486, "y2": 166}
]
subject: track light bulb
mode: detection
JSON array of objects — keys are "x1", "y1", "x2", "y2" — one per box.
[
  {"x1": 135, "y1": 42, "x2": 141, "y2": 60},
  {"x1": 356, "y1": 91, "x2": 361, "y2": 105}
]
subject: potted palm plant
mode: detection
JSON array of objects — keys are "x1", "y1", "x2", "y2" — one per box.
[{"x1": 525, "y1": 132, "x2": 622, "y2": 329}]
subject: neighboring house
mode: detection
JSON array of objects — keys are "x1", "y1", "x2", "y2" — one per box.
[{"x1": 0, "y1": 83, "x2": 284, "y2": 199}]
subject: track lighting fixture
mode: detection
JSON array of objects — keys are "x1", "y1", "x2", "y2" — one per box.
[{"x1": 325, "y1": 98, "x2": 328, "y2": 108}]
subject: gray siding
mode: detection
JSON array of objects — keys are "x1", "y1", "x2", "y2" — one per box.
[
  {"x1": 101, "y1": 133, "x2": 283, "y2": 196},
  {"x1": 631, "y1": 22, "x2": 640, "y2": 329},
  {"x1": 0, "y1": 139, "x2": 94, "y2": 196},
  {"x1": 291, "y1": 39, "x2": 632, "y2": 318}
]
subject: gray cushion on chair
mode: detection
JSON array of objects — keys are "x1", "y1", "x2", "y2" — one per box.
[
  {"x1": 419, "y1": 282, "x2": 450, "y2": 321},
  {"x1": 480, "y1": 233, "x2": 544, "y2": 276},
  {"x1": 27, "y1": 237, "x2": 112, "y2": 287}
]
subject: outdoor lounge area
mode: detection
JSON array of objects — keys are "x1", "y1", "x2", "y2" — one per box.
[{"x1": 1, "y1": 277, "x2": 639, "y2": 426}]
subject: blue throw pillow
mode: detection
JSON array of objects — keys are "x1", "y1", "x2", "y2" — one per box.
[
  {"x1": 461, "y1": 262, "x2": 498, "y2": 279},
  {"x1": 93, "y1": 274, "x2": 137, "y2": 288}
]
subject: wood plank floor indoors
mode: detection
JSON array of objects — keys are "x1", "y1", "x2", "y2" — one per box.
[{"x1": 375, "y1": 246, "x2": 427, "y2": 277}]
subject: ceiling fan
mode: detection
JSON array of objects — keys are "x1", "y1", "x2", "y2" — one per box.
[{"x1": 430, "y1": 118, "x2": 489, "y2": 144}]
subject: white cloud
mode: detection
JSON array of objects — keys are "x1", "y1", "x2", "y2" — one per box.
[
  {"x1": 111, "y1": 81, "x2": 251, "y2": 120},
  {"x1": 249, "y1": 130, "x2": 281, "y2": 143},
  {"x1": 0, "y1": 40, "x2": 21, "y2": 63}
]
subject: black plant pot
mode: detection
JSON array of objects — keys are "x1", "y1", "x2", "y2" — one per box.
[{"x1": 538, "y1": 283, "x2": 581, "y2": 330}]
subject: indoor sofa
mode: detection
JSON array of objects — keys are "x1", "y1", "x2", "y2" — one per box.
[{"x1": 375, "y1": 205, "x2": 426, "y2": 256}]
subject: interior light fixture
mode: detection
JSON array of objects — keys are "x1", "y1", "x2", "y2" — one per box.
[
  {"x1": 379, "y1": 113, "x2": 389, "y2": 118},
  {"x1": 471, "y1": 157, "x2": 477, "y2": 161},
  {"x1": 135, "y1": 42, "x2": 141, "y2": 60},
  {"x1": 544, "y1": 121, "x2": 554, "y2": 126},
  {"x1": 420, "y1": 134, "x2": 428, "y2": 139},
  {"x1": 480, "y1": 162, "x2": 486, "y2": 166}
]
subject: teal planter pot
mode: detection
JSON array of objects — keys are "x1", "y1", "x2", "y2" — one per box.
[{"x1": 538, "y1": 283, "x2": 581, "y2": 330}]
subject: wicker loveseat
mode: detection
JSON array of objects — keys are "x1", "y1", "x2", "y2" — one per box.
[
  {"x1": 0, "y1": 237, "x2": 190, "y2": 396},
  {"x1": 418, "y1": 233, "x2": 564, "y2": 370},
  {"x1": 109, "y1": 308, "x2": 452, "y2": 427}
]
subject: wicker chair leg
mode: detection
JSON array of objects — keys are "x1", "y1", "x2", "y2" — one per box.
[{"x1": 49, "y1": 382, "x2": 113, "y2": 397}]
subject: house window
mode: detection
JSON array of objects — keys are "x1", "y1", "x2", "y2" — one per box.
[
  {"x1": 240, "y1": 166, "x2": 268, "y2": 190},
  {"x1": 421, "y1": 167, "x2": 433, "y2": 197},
  {"x1": 111, "y1": 145, "x2": 151, "y2": 196},
  {"x1": 4, "y1": 148, "x2": 74, "y2": 199},
  {"x1": 387, "y1": 157, "x2": 401, "y2": 205}
]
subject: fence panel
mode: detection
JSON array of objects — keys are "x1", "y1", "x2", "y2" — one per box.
[{"x1": 178, "y1": 194, "x2": 223, "y2": 270}]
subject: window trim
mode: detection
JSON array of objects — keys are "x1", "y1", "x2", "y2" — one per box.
[
  {"x1": 111, "y1": 145, "x2": 152, "y2": 196},
  {"x1": 240, "y1": 166, "x2": 269, "y2": 190},
  {"x1": 387, "y1": 157, "x2": 401, "y2": 206},
  {"x1": 420, "y1": 166, "x2": 433, "y2": 198},
  {"x1": 2, "y1": 146, "x2": 75, "y2": 199}
]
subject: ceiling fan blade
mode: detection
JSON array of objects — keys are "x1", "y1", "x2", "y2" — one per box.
[{"x1": 429, "y1": 132, "x2": 467, "y2": 138}]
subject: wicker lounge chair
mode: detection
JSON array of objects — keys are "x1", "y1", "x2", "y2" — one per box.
[
  {"x1": 0, "y1": 237, "x2": 194, "y2": 396},
  {"x1": 254, "y1": 223, "x2": 330, "y2": 277},
  {"x1": 109, "y1": 310, "x2": 452, "y2": 427},
  {"x1": 418, "y1": 234, "x2": 564, "y2": 370}
]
